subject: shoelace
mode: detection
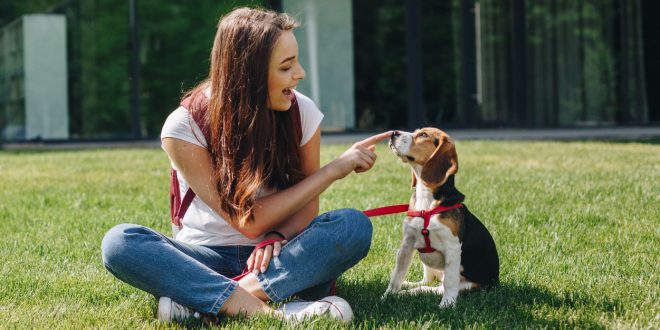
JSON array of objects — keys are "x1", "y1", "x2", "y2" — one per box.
[{"x1": 317, "y1": 299, "x2": 344, "y2": 320}]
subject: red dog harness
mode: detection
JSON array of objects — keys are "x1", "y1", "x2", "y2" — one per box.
[{"x1": 363, "y1": 203, "x2": 463, "y2": 253}]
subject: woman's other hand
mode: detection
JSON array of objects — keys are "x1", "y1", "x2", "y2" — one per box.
[
  {"x1": 328, "y1": 131, "x2": 392, "y2": 180},
  {"x1": 246, "y1": 236, "x2": 288, "y2": 275}
]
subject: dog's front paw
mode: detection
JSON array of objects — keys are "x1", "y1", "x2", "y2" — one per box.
[{"x1": 438, "y1": 295, "x2": 457, "y2": 308}]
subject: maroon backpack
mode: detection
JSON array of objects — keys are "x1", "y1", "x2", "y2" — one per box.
[{"x1": 169, "y1": 95, "x2": 302, "y2": 237}]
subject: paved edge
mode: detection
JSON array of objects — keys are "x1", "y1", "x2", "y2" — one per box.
[{"x1": 2, "y1": 127, "x2": 658, "y2": 150}]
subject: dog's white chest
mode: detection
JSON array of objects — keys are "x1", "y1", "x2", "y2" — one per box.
[
  {"x1": 403, "y1": 218, "x2": 449, "y2": 267},
  {"x1": 403, "y1": 182, "x2": 455, "y2": 269},
  {"x1": 419, "y1": 249, "x2": 446, "y2": 269}
]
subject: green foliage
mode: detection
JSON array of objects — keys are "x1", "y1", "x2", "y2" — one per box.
[
  {"x1": 1, "y1": 0, "x2": 265, "y2": 138},
  {"x1": 353, "y1": 0, "x2": 406, "y2": 130},
  {"x1": 0, "y1": 140, "x2": 658, "y2": 328},
  {"x1": 138, "y1": 0, "x2": 264, "y2": 136},
  {"x1": 353, "y1": 0, "x2": 460, "y2": 130},
  {"x1": 525, "y1": 0, "x2": 619, "y2": 126}
]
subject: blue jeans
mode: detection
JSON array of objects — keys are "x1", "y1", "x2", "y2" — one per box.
[{"x1": 101, "y1": 208, "x2": 372, "y2": 315}]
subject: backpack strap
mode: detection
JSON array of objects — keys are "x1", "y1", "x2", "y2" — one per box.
[
  {"x1": 170, "y1": 169, "x2": 197, "y2": 228},
  {"x1": 169, "y1": 94, "x2": 303, "y2": 231}
]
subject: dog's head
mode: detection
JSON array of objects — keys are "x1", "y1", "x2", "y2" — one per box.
[{"x1": 388, "y1": 128, "x2": 458, "y2": 188}]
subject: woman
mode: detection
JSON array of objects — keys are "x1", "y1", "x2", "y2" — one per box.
[{"x1": 101, "y1": 7, "x2": 390, "y2": 323}]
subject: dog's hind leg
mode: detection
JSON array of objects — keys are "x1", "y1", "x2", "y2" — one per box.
[
  {"x1": 403, "y1": 265, "x2": 443, "y2": 288},
  {"x1": 401, "y1": 285, "x2": 444, "y2": 296},
  {"x1": 424, "y1": 266, "x2": 443, "y2": 284},
  {"x1": 403, "y1": 276, "x2": 477, "y2": 297},
  {"x1": 458, "y1": 277, "x2": 479, "y2": 292}
]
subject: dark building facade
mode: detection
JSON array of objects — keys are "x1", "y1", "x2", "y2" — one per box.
[{"x1": 353, "y1": 0, "x2": 658, "y2": 130}]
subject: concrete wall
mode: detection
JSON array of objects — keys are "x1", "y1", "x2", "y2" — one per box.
[
  {"x1": 283, "y1": 0, "x2": 355, "y2": 131},
  {"x1": 23, "y1": 15, "x2": 68, "y2": 140},
  {"x1": 0, "y1": 14, "x2": 68, "y2": 141}
]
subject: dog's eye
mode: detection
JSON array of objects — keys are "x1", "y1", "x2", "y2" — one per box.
[{"x1": 418, "y1": 132, "x2": 428, "y2": 138}]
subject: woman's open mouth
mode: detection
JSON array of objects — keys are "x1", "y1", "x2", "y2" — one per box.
[{"x1": 282, "y1": 87, "x2": 295, "y2": 101}]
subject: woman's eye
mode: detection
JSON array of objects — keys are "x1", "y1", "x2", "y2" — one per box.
[{"x1": 281, "y1": 67, "x2": 292, "y2": 71}]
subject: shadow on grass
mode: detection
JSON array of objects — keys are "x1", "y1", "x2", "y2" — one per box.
[
  {"x1": 339, "y1": 279, "x2": 620, "y2": 328},
  {"x1": 148, "y1": 279, "x2": 621, "y2": 329}
]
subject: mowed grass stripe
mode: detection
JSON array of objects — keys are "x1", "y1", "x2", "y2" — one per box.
[{"x1": 0, "y1": 140, "x2": 657, "y2": 329}]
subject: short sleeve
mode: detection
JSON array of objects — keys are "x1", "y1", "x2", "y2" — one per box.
[
  {"x1": 294, "y1": 91, "x2": 324, "y2": 146},
  {"x1": 160, "y1": 106, "x2": 208, "y2": 149}
]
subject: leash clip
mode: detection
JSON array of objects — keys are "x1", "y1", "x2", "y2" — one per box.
[{"x1": 421, "y1": 228, "x2": 430, "y2": 236}]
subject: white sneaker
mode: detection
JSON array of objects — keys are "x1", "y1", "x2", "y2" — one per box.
[
  {"x1": 157, "y1": 296, "x2": 196, "y2": 322},
  {"x1": 277, "y1": 296, "x2": 354, "y2": 323}
]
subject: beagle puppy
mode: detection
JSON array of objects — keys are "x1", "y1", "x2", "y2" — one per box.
[{"x1": 384, "y1": 128, "x2": 499, "y2": 308}]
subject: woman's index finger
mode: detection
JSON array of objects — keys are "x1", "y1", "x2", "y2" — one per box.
[{"x1": 355, "y1": 131, "x2": 393, "y2": 147}]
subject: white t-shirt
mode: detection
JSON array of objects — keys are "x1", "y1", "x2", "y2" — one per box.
[{"x1": 160, "y1": 90, "x2": 324, "y2": 246}]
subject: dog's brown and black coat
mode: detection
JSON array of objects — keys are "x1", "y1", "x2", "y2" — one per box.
[{"x1": 432, "y1": 175, "x2": 499, "y2": 286}]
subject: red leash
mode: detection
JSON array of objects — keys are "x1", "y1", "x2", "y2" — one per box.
[
  {"x1": 232, "y1": 203, "x2": 461, "y2": 283},
  {"x1": 231, "y1": 204, "x2": 412, "y2": 281},
  {"x1": 363, "y1": 204, "x2": 410, "y2": 217},
  {"x1": 231, "y1": 237, "x2": 284, "y2": 281},
  {"x1": 362, "y1": 202, "x2": 463, "y2": 253}
]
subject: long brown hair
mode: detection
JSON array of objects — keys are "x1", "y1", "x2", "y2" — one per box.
[{"x1": 183, "y1": 8, "x2": 304, "y2": 227}]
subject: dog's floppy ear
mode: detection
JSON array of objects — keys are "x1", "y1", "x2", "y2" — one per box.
[{"x1": 420, "y1": 134, "x2": 458, "y2": 187}]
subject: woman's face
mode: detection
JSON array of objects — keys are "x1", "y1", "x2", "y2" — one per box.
[{"x1": 268, "y1": 30, "x2": 306, "y2": 111}]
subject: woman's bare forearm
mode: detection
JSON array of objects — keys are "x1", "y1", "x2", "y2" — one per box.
[
  {"x1": 245, "y1": 165, "x2": 339, "y2": 238},
  {"x1": 163, "y1": 131, "x2": 390, "y2": 240},
  {"x1": 163, "y1": 137, "x2": 333, "y2": 239},
  {"x1": 268, "y1": 197, "x2": 319, "y2": 239}
]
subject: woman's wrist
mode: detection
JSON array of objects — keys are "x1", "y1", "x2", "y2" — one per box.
[
  {"x1": 322, "y1": 161, "x2": 345, "y2": 181},
  {"x1": 264, "y1": 230, "x2": 286, "y2": 240}
]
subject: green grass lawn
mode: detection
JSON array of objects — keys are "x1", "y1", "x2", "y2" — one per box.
[{"x1": 0, "y1": 140, "x2": 658, "y2": 329}]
